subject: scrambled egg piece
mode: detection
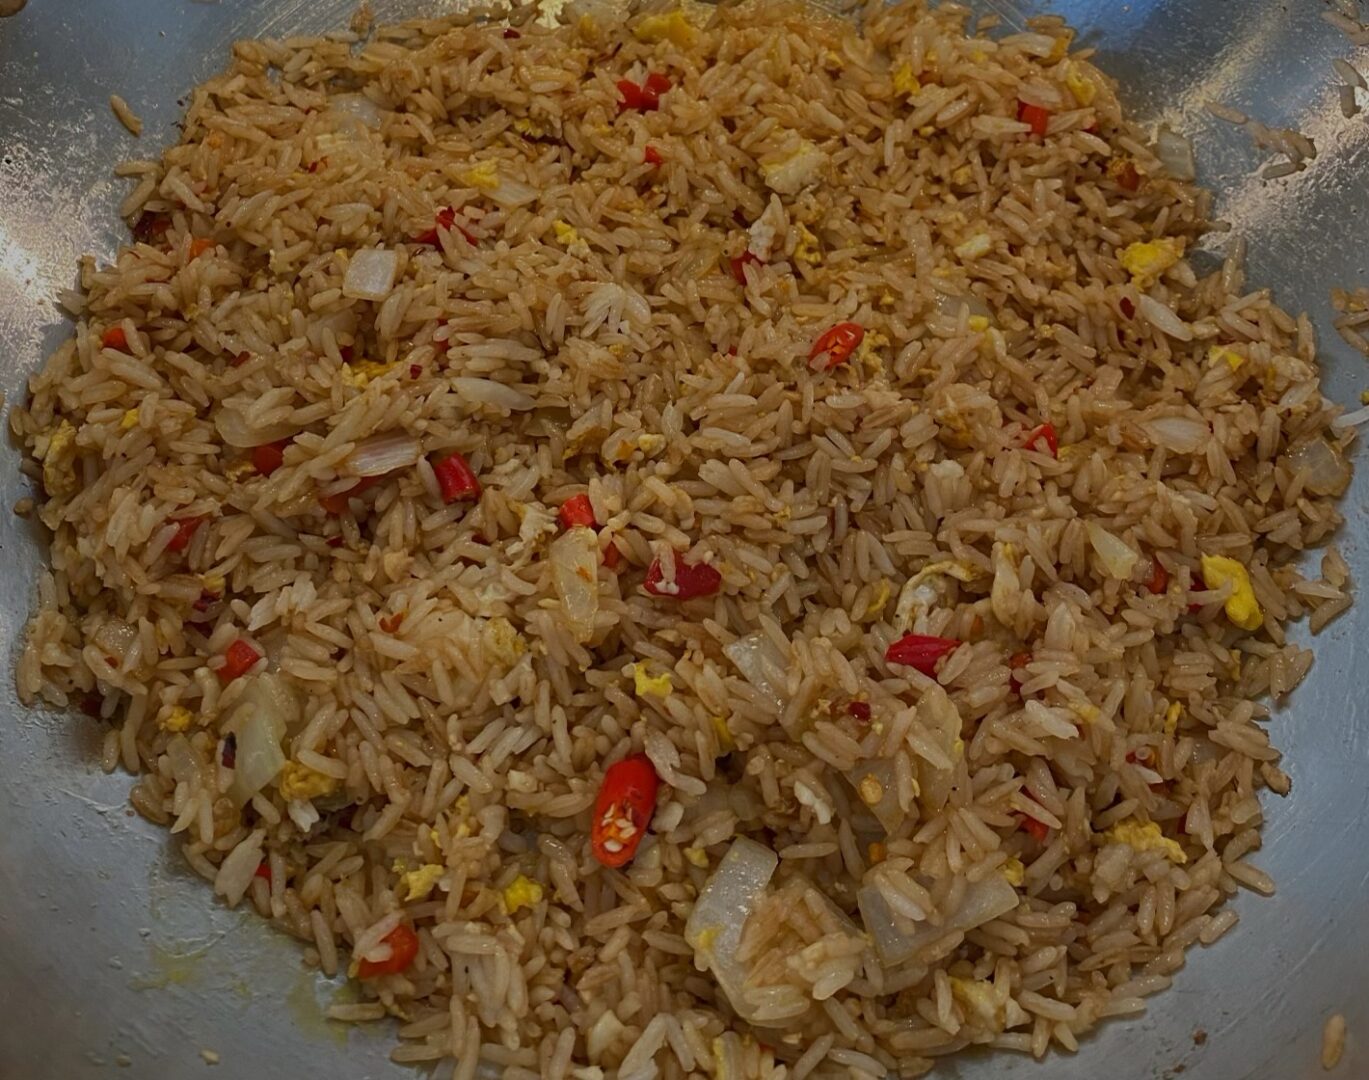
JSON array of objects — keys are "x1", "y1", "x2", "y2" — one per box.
[
  {"x1": 793, "y1": 223, "x2": 821, "y2": 266},
  {"x1": 1069, "y1": 701, "x2": 1100, "y2": 724},
  {"x1": 278, "y1": 761, "x2": 340, "y2": 802},
  {"x1": 1102, "y1": 819, "x2": 1187, "y2": 864},
  {"x1": 913, "y1": 560, "x2": 981, "y2": 587},
  {"x1": 159, "y1": 706, "x2": 194, "y2": 733},
  {"x1": 41, "y1": 420, "x2": 79, "y2": 497},
  {"x1": 1164, "y1": 701, "x2": 1182, "y2": 736},
  {"x1": 224, "y1": 460, "x2": 256, "y2": 481},
  {"x1": 633, "y1": 10, "x2": 696, "y2": 46},
  {"x1": 951, "y1": 164, "x2": 974, "y2": 186},
  {"x1": 1120, "y1": 238, "x2": 1183, "y2": 288},
  {"x1": 683, "y1": 846, "x2": 709, "y2": 868},
  {"x1": 879, "y1": 290, "x2": 897, "y2": 308},
  {"x1": 863, "y1": 578, "x2": 892, "y2": 619},
  {"x1": 503, "y1": 874, "x2": 544, "y2": 913},
  {"x1": 512, "y1": 116, "x2": 546, "y2": 138},
  {"x1": 200, "y1": 573, "x2": 225, "y2": 596},
  {"x1": 759, "y1": 139, "x2": 826, "y2": 195},
  {"x1": 711, "y1": 715, "x2": 735, "y2": 753},
  {"x1": 398, "y1": 862, "x2": 444, "y2": 902},
  {"x1": 120, "y1": 409, "x2": 140, "y2": 431},
  {"x1": 552, "y1": 220, "x2": 590, "y2": 257},
  {"x1": 484, "y1": 617, "x2": 526, "y2": 666},
  {"x1": 339, "y1": 359, "x2": 395, "y2": 388},
  {"x1": 1001, "y1": 856, "x2": 1025, "y2": 887},
  {"x1": 1048, "y1": 29, "x2": 1075, "y2": 62},
  {"x1": 1064, "y1": 63, "x2": 1097, "y2": 106},
  {"x1": 458, "y1": 160, "x2": 500, "y2": 190},
  {"x1": 630, "y1": 663, "x2": 673, "y2": 698},
  {"x1": 954, "y1": 233, "x2": 992, "y2": 260},
  {"x1": 1199, "y1": 554, "x2": 1264, "y2": 631},
  {"x1": 892, "y1": 62, "x2": 921, "y2": 97},
  {"x1": 856, "y1": 329, "x2": 890, "y2": 374},
  {"x1": 1209, "y1": 344, "x2": 1247, "y2": 372},
  {"x1": 950, "y1": 977, "x2": 1005, "y2": 1026},
  {"x1": 967, "y1": 314, "x2": 990, "y2": 333}
]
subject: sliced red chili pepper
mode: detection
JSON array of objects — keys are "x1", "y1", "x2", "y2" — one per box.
[
  {"x1": 101, "y1": 325, "x2": 130, "y2": 352},
  {"x1": 1020, "y1": 814, "x2": 1050, "y2": 843},
  {"x1": 306, "y1": 157, "x2": 327, "y2": 174},
  {"x1": 357, "y1": 924, "x2": 420, "y2": 979},
  {"x1": 643, "y1": 556, "x2": 722, "y2": 600},
  {"x1": 408, "y1": 364, "x2": 422, "y2": 379},
  {"x1": 1119, "y1": 296, "x2": 1136, "y2": 319},
  {"x1": 602, "y1": 539, "x2": 623, "y2": 570},
  {"x1": 218, "y1": 638, "x2": 261, "y2": 685},
  {"x1": 884, "y1": 633, "x2": 961, "y2": 677},
  {"x1": 1016, "y1": 100, "x2": 1051, "y2": 137},
  {"x1": 433, "y1": 451, "x2": 481, "y2": 504},
  {"x1": 616, "y1": 73, "x2": 671, "y2": 113},
  {"x1": 590, "y1": 753, "x2": 660, "y2": 868},
  {"x1": 232, "y1": 351, "x2": 252, "y2": 367},
  {"x1": 1024, "y1": 422, "x2": 1059, "y2": 457},
  {"x1": 254, "y1": 861, "x2": 272, "y2": 883},
  {"x1": 729, "y1": 250, "x2": 762, "y2": 285},
  {"x1": 809, "y1": 322, "x2": 864, "y2": 370},
  {"x1": 558, "y1": 493, "x2": 597, "y2": 530},
  {"x1": 378, "y1": 611, "x2": 404, "y2": 633},
  {"x1": 643, "y1": 144, "x2": 663, "y2": 166},
  {"x1": 319, "y1": 475, "x2": 380, "y2": 515},
  {"x1": 1145, "y1": 557, "x2": 1169, "y2": 595},
  {"x1": 166, "y1": 516, "x2": 205, "y2": 554},
  {"x1": 503, "y1": 27, "x2": 521, "y2": 39},
  {"x1": 848, "y1": 700, "x2": 872, "y2": 721},
  {"x1": 414, "y1": 206, "x2": 476, "y2": 247},
  {"x1": 251, "y1": 441, "x2": 287, "y2": 478},
  {"x1": 189, "y1": 237, "x2": 214, "y2": 260}
]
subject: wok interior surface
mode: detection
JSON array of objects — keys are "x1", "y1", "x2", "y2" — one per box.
[{"x1": 0, "y1": 1, "x2": 1366, "y2": 1077}]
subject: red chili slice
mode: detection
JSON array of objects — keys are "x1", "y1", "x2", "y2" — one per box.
[
  {"x1": 809, "y1": 322, "x2": 864, "y2": 370},
  {"x1": 1016, "y1": 100, "x2": 1051, "y2": 136},
  {"x1": 1119, "y1": 296, "x2": 1136, "y2": 319},
  {"x1": 414, "y1": 206, "x2": 477, "y2": 247},
  {"x1": 884, "y1": 633, "x2": 961, "y2": 677},
  {"x1": 1145, "y1": 558, "x2": 1169, "y2": 595},
  {"x1": 558, "y1": 493, "x2": 597, "y2": 530},
  {"x1": 217, "y1": 638, "x2": 261, "y2": 686},
  {"x1": 848, "y1": 700, "x2": 872, "y2": 721},
  {"x1": 357, "y1": 924, "x2": 420, "y2": 979},
  {"x1": 251, "y1": 441, "x2": 287, "y2": 478},
  {"x1": 643, "y1": 557, "x2": 722, "y2": 600},
  {"x1": 590, "y1": 754, "x2": 660, "y2": 868},
  {"x1": 729, "y1": 250, "x2": 762, "y2": 285},
  {"x1": 1024, "y1": 422, "x2": 1059, "y2": 457},
  {"x1": 643, "y1": 144, "x2": 663, "y2": 166},
  {"x1": 503, "y1": 27, "x2": 521, "y2": 39},
  {"x1": 101, "y1": 325, "x2": 130, "y2": 352},
  {"x1": 432, "y1": 452, "x2": 481, "y2": 504},
  {"x1": 616, "y1": 73, "x2": 672, "y2": 113},
  {"x1": 166, "y1": 516, "x2": 205, "y2": 554},
  {"x1": 1020, "y1": 814, "x2": 1050, "y2": 843}
]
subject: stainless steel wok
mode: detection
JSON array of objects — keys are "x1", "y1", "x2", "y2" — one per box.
[{"x1": 1, "y1": 2, "x2": 1366, "y2": 1077}]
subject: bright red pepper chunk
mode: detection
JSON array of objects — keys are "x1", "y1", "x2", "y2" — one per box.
[
  {"x1": 1024, "y1": 422, "x2": 1059, "y2": 457},
  {"x1": 643, "y1": 557, "x2": 722, "y2": 600},
  {"x1": 643, "y1": 144, "x2": 663, "y2": 166},
  {"x1": 1119, "y1": 297, "x2": 1136, "y2": 320},
  {"x1": 591, "y1": 754, "x2": 660, "y2": 868},
  {"x1": 101, "y1": 325, "x2": 130, "y2": 352},
  {"x1": 602, "y1": 540, "x2": 623, "y2": 570},
  {"x1": 189, "y1": 237, "x2": 214, "y2": 260},
  {"x1": 414, "y1": 206, "x2": 476, "y2": 248},
  {"x1": 433, "y1": 451, "x2": 481, "y2": 504},
  {"x1": 848, "y1": 700, "x2": 872, "y2": 721},
  {"x1": 254, "y1": 861, "x2": 272, "y2": 883},
  {"x1": 357, "y1": 924, "x2": 421, "y2": 979},
  {"x1": 616, "y1": 73, "x2": 672, "y2": 113},
  {"x1": 1017, "y1": 100, "x2": 1051, "y2": 137},
  {"x1": 1145, "y1": 557, "x2": 1169, "y2": 595},
  {"x1": 252, "y1": 441, "x2": 287, "y2": 478},
  {"x1": 166, "y1": 516, "x2": 205, "y2": 554},
  {"x1": 809, "y1": 322, "x2": 865, "y2": 370},
  {"x1": 1020, "y1": 814, "x2": 1050, "y2": 843},
  {"x1": 884, "y1": 633, "x2": 961, "y2": 677},
  {"x1": 558, "y1": 493, "x2": 597, "y2": 530},
  {"x1": 218, "y1": 638, "x2": 261, "y2": 685},
  {"x1": 729, "y1": 250, "x2": 762, "y2": 285}
]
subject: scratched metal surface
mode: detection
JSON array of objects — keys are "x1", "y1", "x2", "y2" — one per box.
[{"x1": 0, "y1": 1, "x2": 1366, "y2": 1077}]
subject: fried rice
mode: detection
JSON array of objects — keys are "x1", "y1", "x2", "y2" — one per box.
[{"x1": 13, "y1": 1, "x2": 1357, "y2": 1076}]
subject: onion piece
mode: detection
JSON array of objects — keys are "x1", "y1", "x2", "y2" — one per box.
[
  {"x1": 226, "y1": 673, "x2": 301, "y2": 807},
  {"x1": 723, "y1": 632, "x2": 788, "y2": 709},
  {"x1": 1283, "y1": 437, "x2": 1352, "y2": 496},
  {"x1": 214, "y1": 407, "x2": 298, "y2": 449},
  {"x1": 343, "y1": 249, "x2": 399, "y2": 302},
  {"x1": 858, "y1": 873, "x2": 1018, "y2": 970},
  {"x1": 550, "y1": 526, "x2": 599, "y2": 642},
  {"x1": 330, "y1": 93, "x2": 383, "y2": 128},
  {"x1": 1141, "y1": 414, "x2": 1209, "y2": 453},
  {"x1": 489, "y1": 175, "x2": 538, "y2": 208},
  {"x1": 92, "y1": 618, "x2": 138, "y2": 665},
  {"x1": 1086, "y1": 521, "x2": 1140, "y2": 579},
  {"x1": 346, "y1": 431, "x2": 421, "y2": 477},
  {"x1": 214, "y1": 828, "x2": 267, "y2": 908},
  {"x1": 1155, "y1": 125, "x2": 1196, "y2": 181},
  {"x1": 915, "y1": 684, "x2": 962, "y2": 812},
  {"x1": 846, "y1": 757, "x2": 906, "y2": 835},
  {"x1": 452, "y1": 377, "x2": 536, "y2": 412},
  {"x1": 684, "y1": 836, "x2": 778, "y2": 1023}
]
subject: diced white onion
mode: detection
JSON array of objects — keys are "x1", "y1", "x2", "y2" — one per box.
[
  {"x1": 684, "y1": 837, "x2": 778, "y2": 1023},
  {"x1": 723, "y1": 632, "x2": 788, "y2": 709},
  {"x1": 330, "y1": 93, "x2": 383, "y2": 128},
  {"x1": 550, "y1": 526, "x2": 599, "y2": 642},
  {"x1": 226, "y1": 673, "x2": 300, "y2": 807},
  {"x1": 343, "y1": 248, "x2": 399, "y2": 302},
  {"x1": 489, "y1": 176, "x2": 539, "y2": 208},
  {"x1": 1155, "y1": 126, "x2": 1196, "y2": 181},
  {"x1": 452, "y1": 377, "x2": 536, "y2": 412},
  {"x1": 1284, "y1": 437, "x2": 1351, "y2": 496},
  {"x1": 858, "y1": 873, "x2": 1018, "y2": 970},
  {"x1": 1086, "y1": 521, "x2": 1140, "y2": 579},
  {"x1": 346, "y1": 431, "x2": 421, "y2": 477},
  {"x1": 214, "y1": 407, "x2": 298, "y2": 449}
]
